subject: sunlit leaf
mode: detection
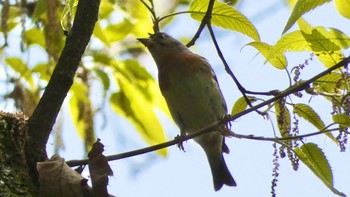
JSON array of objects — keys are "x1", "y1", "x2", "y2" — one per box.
[
  {"x1": 189, "y1": 0, "x2": 260, "y2": 41},
  {"x1": 268, "y1": 27, "x2": 350, "y2": 67},
  {"x1": 332, "y1": 114, "x2": 350, "y2": 127},
  {"x1": 231, "y1": 96, "x2": 257, "y2": 116},
  {"x1": 334, "y1": 0, "x2": 350, "y2": 19},
  {"x1": 61, "y1": 0, "x2": 78, "y2": 32},
  {"x1": 32, "y1": 0, "x2": 47, "y2": 21},
  {"x1": 312, "y1": 73, "x2": 342, "y2": 93},
  {"x1": 32, "y1": 63, "x2": 51, "y2": 81},
  {"x1": 294, "y1": 103, "x2": 336, "y2": 142},
  {"x1": 93, "y1": 22, "x2": 110, "y2": 47},
  {"x1": 25, "y1": 28, "x2": 45, "y2": 48},
  {"x1": 123, "y1": 0, "x2": 153, "y2": 36},
  {"x1": 5, "y1": 57, "x2": 34, "y2": 88},
  {"x1": 295, "y1": 143, "x2": 345, "y2": 196},
  {"x1": 109, "y1": 60, "x2": 169, "y2": 156},
  {"x1": 69, "y1": 82, "x2": 95, "y2": 149},
  {"x1": 282, "y1": 0, "x2": 332, "y2": 34},
  {"x1": 99, "y1": 0, "x2": 115, "y2": 19},
  {"x1": 245, "y1": 41, "x2": 287, "y2": 69},
  {"x1": 105, "y1": 20, "x2": 133, "y2": 43}
]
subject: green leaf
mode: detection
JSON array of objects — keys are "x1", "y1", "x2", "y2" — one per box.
[
  {"x1": 110, "y1": 89, "x2": 167, "y2": 156},
  {"x1": 123, "y1": 0, "x2": 153, "y2": 36},
  {"x1": 61, "y1": 0, "x2": 78, "y2": 32},
  {"x1": 335, "y1": 0, "x2": 350, "y2": 19},
  {"x1": 313, "y1": 73, "x2": 342, "y2": 93},
  {"x1": 231, "y1": 96, "x2": 257, "y2": 116},
  {"x1": 109, "y1": 60, "x2": 169, "y2": 156},
  {"x1": 94, "y1": 69, "x2": 110, "y2": 91},
  {"x1": 333, "y1": 114, "x2": 350, "y2": 127},
  {"x1": 99, "y1": 0, "x2": 115, "y2": 19},
  {"x1": 189, "y1": 0, "x2": 260, "y2": 41},
  {"x1": 295, "y1": 143, "x2": 345, "y2": 196},
  {"x1": 69, "y1": 81, "x2": 95, "y2": 149},
  {"x1": 294, "y1": 103, "x2": 336, "y2": 142},
  {"x1": 274, "y1": 100, "x2": 291, "y2": 138},
  {"x1": 282, "y1": 0, "x2": 332, "y2": 34},
  {"x1": 32, "y1": 63, "x2": 51, "y2": 81},
  {"x1": 93, "y1": 22, "x2": 110, "y2": 47},
  {"x1": 105, "y1": 20, "x2": 133, "y2": 43},
  {"x1": 31, "y1": 0, "x2": 47, "y2": 21},
  {"x1": 268, "y1": 27, "x2": 350, "y2": 67},
  {"x1": 5, "y1": 57, "x2": 34, "y2": 88},
  {"x1": 25, "y1": 28, "x2": 45, "y2": 48},
  {"x1": 245, "y1": 41, "x2": 287, "y2": 69}
]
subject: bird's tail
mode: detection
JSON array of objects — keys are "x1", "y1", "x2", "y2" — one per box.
[
  {"x1": 198, "y1": 135, "x2": 236, "y2": 191},
  {"x1": 208, "y1": 152, "x2": 236, "y2": 191}
]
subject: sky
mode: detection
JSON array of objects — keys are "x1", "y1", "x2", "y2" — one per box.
[{"x1": 1, "y1": 0, "x2": 349, "y2": 196}]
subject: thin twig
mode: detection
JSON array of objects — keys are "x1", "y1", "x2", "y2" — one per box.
[
  {"x1": 206, "y1": 22, "x2": 264, "y2": 115},
  {"x1": 186, "y1": 0, "x2": 215, "y2": 47},
  {"x1": 66, "y1": 124, "x2": 341, "y2": 167}
]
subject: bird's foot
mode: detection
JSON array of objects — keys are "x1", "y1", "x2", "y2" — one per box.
[{"x1": 174, "y1": 134, "x2": 186, "y2": 152}]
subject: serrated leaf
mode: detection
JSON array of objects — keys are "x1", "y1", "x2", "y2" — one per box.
[
  {"x1": 189, "y1": 0, "x2": 260, "y2": 41},
  {"x1": 274, "y1": 100, "x2": 291, "y2": 138},
  {"x1": 333, "y1": 114, "x2": 350, "y2": 127},
  {"x1": 295, "y1": 143, "x2": 345, "y2": 196},
  {"x1": 245, "y1": 41, "x2": 287, "y2": 69},
  {"x1": 282, "y1": 0, "x2": 332, "y2": 34},
  {"x1": 294, "y1": 103, "x2": 336, "y2": 142},
  {"x1": 268, "y1": 27, "x2": 350, "y2": 66},
  {"x1": 5, "y1": 57, "x2": 34, "y2": 88},
  {"x1": 231, "y1": 96, "x2": 257, "y2": 116},
  {"x1": 335, "y1": 0, "x2": 350, "y2": 19}
]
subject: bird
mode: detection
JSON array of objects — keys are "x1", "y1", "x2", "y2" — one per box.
[{"x1": 138, "y1": 32, "x2": 236, "y2": 191}]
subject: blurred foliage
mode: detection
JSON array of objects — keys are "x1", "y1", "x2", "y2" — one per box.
[{"x1": 1, "y1": 0, "x2": 350, "y2": 195}]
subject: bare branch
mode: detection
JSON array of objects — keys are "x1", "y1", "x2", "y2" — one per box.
[{"x1": 186, "y1": 0, "x2": 215, "y2": 47}]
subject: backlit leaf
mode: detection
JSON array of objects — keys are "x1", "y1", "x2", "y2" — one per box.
[
  {"x1": 283, "y1": 0, "x2": 332, "y2": 34},
  {"x1": 335, "y1": 0, "x2": 350, "y2": 19},
  {"x1": 332, "y1": 114, "x2": 350, "y2": 127},
  {"x1": 294, "y1": 103, "x2": 336, "y2": 142},
  {"x1": 189, "y1": 0, "x2": 260, "y2": 41},
  {"x1": 246, "y1": 41, "x2": 287, "y2": 69},
  {"x1": 295, "y1": 143, "x2": 344, "y2": 196}
]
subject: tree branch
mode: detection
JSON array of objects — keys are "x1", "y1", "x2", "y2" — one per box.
[
  {"x1": 65, "y1": 56, "x2": 349, "y2": 167},
  {"x1": 25, "y1": 0, "x2": 101, "y2": 183}
]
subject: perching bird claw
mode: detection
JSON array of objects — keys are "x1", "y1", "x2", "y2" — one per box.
[{"x1": 175, "y1": 134, "x2": 186, "y2": 152}]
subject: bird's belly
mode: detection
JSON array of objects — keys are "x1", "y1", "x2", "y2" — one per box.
[{"x1": 161, "y1": 74, "x2": 225, "y2": 133}]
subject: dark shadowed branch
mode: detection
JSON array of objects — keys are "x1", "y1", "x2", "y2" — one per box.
[{"x1": 25, "y1": 0, "x2": 101, "y2": 183}]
